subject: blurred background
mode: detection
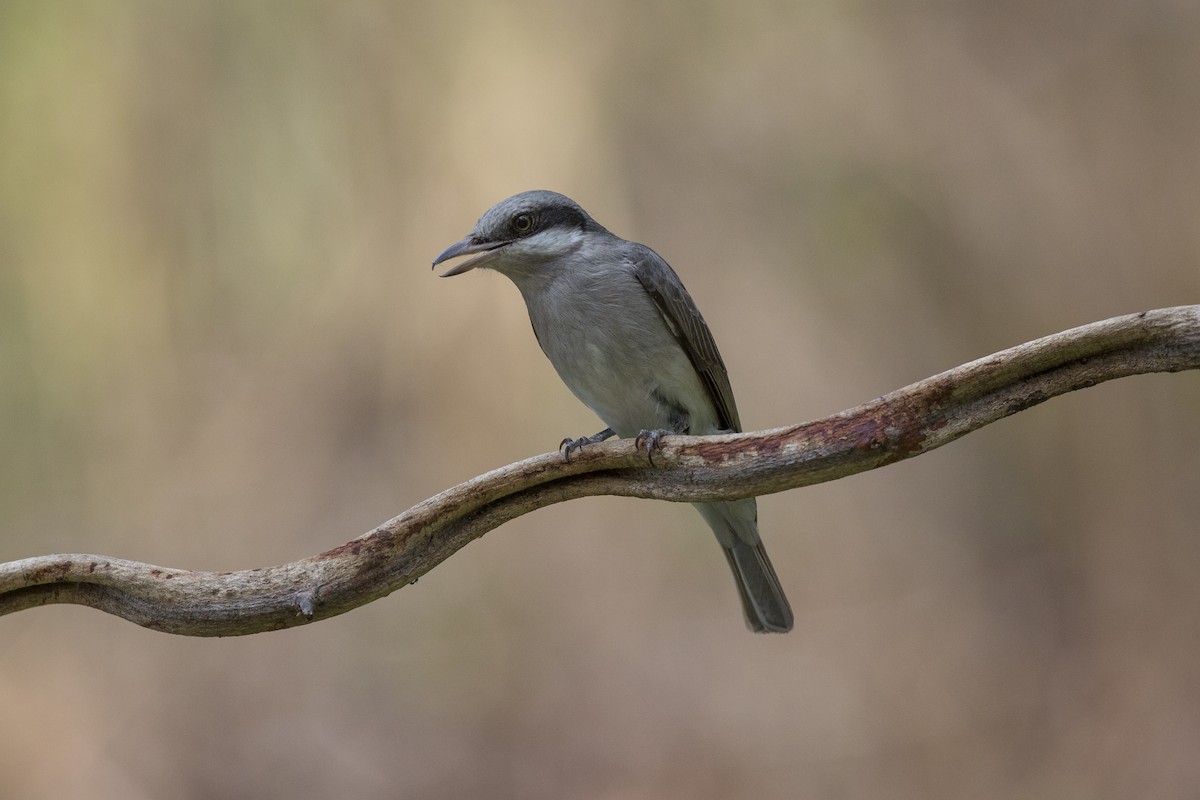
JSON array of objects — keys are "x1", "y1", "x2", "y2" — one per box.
[{"x1": 1, "y1": 1, "x2": 1199, "y2": 798}]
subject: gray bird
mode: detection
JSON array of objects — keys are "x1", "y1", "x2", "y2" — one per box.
[{"x1": 432, "y1": 190, "x2": 793, "y2": 633}]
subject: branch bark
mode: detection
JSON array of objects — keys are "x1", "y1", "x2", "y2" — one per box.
[{"x1": 2, "y1": 306, "x2": 1198, "y2": 636}]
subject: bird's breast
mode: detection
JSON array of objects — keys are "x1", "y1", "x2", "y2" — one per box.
[{"x1": 520, "y1": 267, "x2": 715, "y2": 437}]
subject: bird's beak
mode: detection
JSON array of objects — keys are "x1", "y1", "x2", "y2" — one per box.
[{"x1": 432, "y1": 236, "x2": 509, "y2": 277}]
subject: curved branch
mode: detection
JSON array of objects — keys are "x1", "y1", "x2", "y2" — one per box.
[{"x1": 2, "y1": 306, "x2": 1198, "y2": 636}]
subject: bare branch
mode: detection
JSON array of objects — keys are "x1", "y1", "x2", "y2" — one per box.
[{"x1": 2, "y1": 306, "x2": 1197, "y2": 636}]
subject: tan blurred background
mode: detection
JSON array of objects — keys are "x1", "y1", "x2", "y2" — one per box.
[{"x1": 1, "y1": 1, "x2": 1199, "y2": 798}]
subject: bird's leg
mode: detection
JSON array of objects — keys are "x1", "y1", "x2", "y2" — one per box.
[
  {"x1": 635, "y1": 424, "x2": 692, "y2": 466},
  {"x1": 559, "y1": 427, "x2": 616, "y2": 462},
  {"x1": 636, "y1": 397, "x2": 691, "y2": 466}
]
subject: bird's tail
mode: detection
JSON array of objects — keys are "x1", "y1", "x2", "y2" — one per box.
[
  {"x1": 695, "y1": 501, "x2": 794, "y2": 633},
  {"x1": 722, "y1": 539, "x2": 793, "y2": 633}
]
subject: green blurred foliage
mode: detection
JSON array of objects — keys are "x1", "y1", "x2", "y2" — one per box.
[{"x1": 1, "y1": 1, "x2": 1198, "y2": 798}]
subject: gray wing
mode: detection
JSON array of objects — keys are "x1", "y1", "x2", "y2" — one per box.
[{"x1": 628, "y1": 244, "x2": 742, "y2": 433}]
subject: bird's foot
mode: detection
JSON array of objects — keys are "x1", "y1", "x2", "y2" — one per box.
[
  {"x1": 634, "y1": 428, "x2": 673, "y2": 466},
  {"x1": 559, "y1": 427, "x2": 616, "y2": 463}
]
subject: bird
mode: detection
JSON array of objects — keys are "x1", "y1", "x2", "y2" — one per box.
[{"x1": 432, "y1": 190, "x2": 793, "y2": 633}]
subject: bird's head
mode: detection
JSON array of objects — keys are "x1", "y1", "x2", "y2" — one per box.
[{"x1": 432, "y1": 190, "x2": 606, "y2": 278}]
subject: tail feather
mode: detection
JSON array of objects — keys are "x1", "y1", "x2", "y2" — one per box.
[
  {"x1": 722, "y1": 540, "x2": 794, "y2": 633},
  {"x1": 695, "y1": 500, "x2": 793, "y2": 633}
]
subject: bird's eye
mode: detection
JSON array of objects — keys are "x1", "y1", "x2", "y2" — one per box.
[{"x1": 512, "y1": 213, "x2": 534, "y2": 234}]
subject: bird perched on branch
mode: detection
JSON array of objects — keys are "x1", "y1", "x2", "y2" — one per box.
[{"x1": 433, "y1": 190, "x2": 792, "y2": 632}]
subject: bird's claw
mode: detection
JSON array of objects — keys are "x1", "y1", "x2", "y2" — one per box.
[
  {"x1": 559, "y1": 428, "x2": 616, "y2": 463},
  {"x1": 560, "y1": 436, "x2": 586, "y2": 462},
  {"x1": 634, "y1": 428, "x2": 671, "y2": 466}
]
